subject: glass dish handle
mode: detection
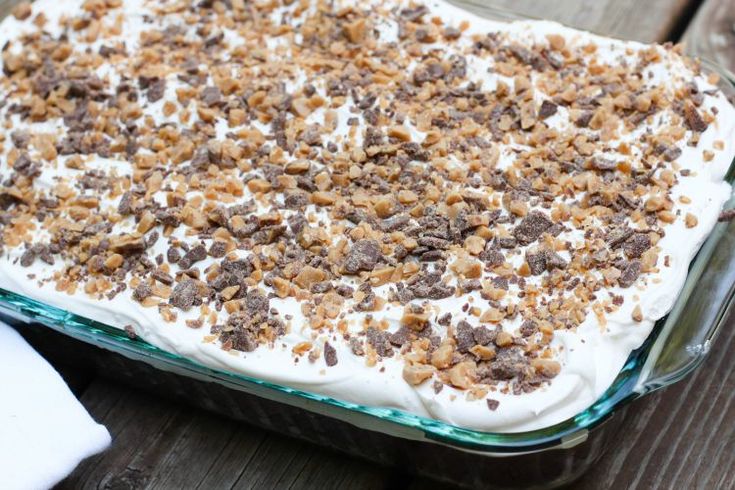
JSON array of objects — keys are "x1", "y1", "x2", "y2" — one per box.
[{"x1": 635, "y1": 215, "x2": 735, "y2": 393}]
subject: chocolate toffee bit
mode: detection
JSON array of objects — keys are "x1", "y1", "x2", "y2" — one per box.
[
  {"x1": 366, "y1": 327, "x2": 393, "y2": 358},
  {"x1": 324, "y1": 341, "x2": 338, "y2": 366},
  {"x1": 170, "y1": 279, "x2": 200, "y2": 311},
  {"x1": 342, "y1": 239, "x2": 382, "y2": 274},
  {"x1": 124, "y1": 325, "x2": 137, "y2": 339},
  {"x1": 683, "y1": 101, "x2": 708, "y2": 133},
  {"x1": 0, "y1": 0, "x2": 732, "y2": 429},
  {"x1": 619, "y1": 261, "x2": 642, "y2": 288},
  {"x1": 132, "y1": 283, "x2": 152, "y2": 302},
  {"x1": 455, "y1": 320, "x2": 476, "y2": 353},
  {"x1": 718, "y1": 209, "x2": 735, "y2": 222},
  {"x1": 525, "y1": 250, "x2": 547, "y2": 276},
  {"x1": 513, "y1": 212, "x2": 553, "y2": 245},
  {"x1": 538, "y1": 100, "x2": 557, "y2": 119},
  {"x1": 178, "y1": 244, "x2": 207, "y2": 270},
  {"x1": 623, "y1": 234, "x2": 652, "y2": 259}
]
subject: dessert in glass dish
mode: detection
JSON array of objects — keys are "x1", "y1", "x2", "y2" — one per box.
[{"x1": 0, "y1": 0, "x2": 734, "y2": 439}]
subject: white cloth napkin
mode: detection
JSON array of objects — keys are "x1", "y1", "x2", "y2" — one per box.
[{"x1": 0, "y1": 321, "x2": 111, "y2": 490}]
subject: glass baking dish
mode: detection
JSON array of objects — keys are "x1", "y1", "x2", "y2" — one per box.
[{"x1": 2, "y1": 0, "x2": 735, "y2": 487}]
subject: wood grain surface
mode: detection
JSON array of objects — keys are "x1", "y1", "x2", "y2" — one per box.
[
  {"x1": 47, "y1": 0, "x2": 735, "y2": 488},
  {"x1": 683, "y1": 0, "x2": 735, "y2": 74},
  {"x1": 467, "y1": 0, "x2": 699, "y2": 42}
]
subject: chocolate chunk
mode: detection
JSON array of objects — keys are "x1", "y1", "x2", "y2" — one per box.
[
  {"x1": 473, "y1": 326, "x2": 495, "y2": 346},
  {"x1": 519, "y1": 319, "x2": 537, "y2": 337},
  {"x1": 170, "y1": 279, "x2": 200, "y2": 311},
  {"x1": 245, "y1": 288, "x2": 269, "y2": 314},
  {"x1": 417, "y1": 236, "x2": 449, "y2": 250},
  {"x1": 146, "y1": 78, "x2": 166, "y2": 103},
  {"x1": 310, "y1": 281, "x2": 333, "y2": 294},
  {"x1": 623, "y1": 233, "x2": 651, "y2": 259},
  {"x1": 366, "y1": 326, "x2": 393, "y2": 357},
  {"x1": 480, "y1": 249, "x2": 505, "y2": 267},
  {"x1": 324, "y1": 341, "x2": 338, "y2": 366},
  {"x1": 683, "y1": 101, "x2": 708, "y2": 132},
  {"x1": 526, "y1": 250, "x2": 547, "y2": 275},
  {"x1": 538, "y1": 100, "x2": 557, "y2": 119},
  {"x1": 489, "y1": 358, "x2": 523, "y2": 381},
  {"x1": 354, "y1": 286, "x2": 378, "y2": 311},
  {"x1": 394, "y1": 244, "x2": 408, "y2": 260},
  {"x1": 284, "y1": 191, "x2": 309, "y2": 210},
  {"x1": 618, "y1": 260, "x2": 642, "y2": 288},
  {"x1": 606, "y1": 227, "x2": 634, "y2": 248},
  {"x1": 428, "y1": 282, "x2": 455, "y2": 299},
  {"x1": 223, "y1": 312, "x2": 258, "y2": 352},
  {"x1": 443, "y1": 26, "x2": 461, "y2": 40},
  {"x1": 117, "y1": 191, "x2": 133, "y2": 216},
  {"x1": 208, "y1": 241, "x2": 227, "y2": 258},
  {"x1": 575, "y1": 111, "x2": 593, "y2": 128},
  {"x1": 389, "y1": 326, "x2": 413, "y2": 347},
  {"x1": 156, "y1": 208, "x2": 182, "y2": 228},
  {"x1": 380, "y1": 214, "x2": 410, "y2": 232},
  {"x1": 400, "y1": 5, "x2": 429, "y2": 21},
  {"x1": 486, "y1": 399, "x2": 500, "y2": 411},
  {"x1": 513, "y1": 211, "x2": 553, "y2": 245},
  {"x1": 167, "y1": 247, "x2": 181, "y2": 264},
  {"x1": 349, "y1": 337, "x2": 365, "y2": 356},
  {"x1": 455, "y1": 320, "x2": 475, "y2": 353},
  {"x1": 152, "y1": 269, "x2": 174, "y2": 285},
  {"x1": 406, "y1": 270, "x2": 456, "y2": 300},
  {"x1": 497, "y1": 237, "x2": 517, "y2": 249},
  {"x1": 10, "y1": 130, "x2": 30, "y2": 149},
  {"x1": 343, "y1": 239, "x2": 382, "y2": 274},
  {"x1": 19, "y1": 247, "x2": 36, "y2": 267},
  {"x1": 357, "y1": 93, "x2": 376, "y2": 110},
  {"x1": 13, "y1": 153, "x2": 40, "y2": 177},
  {"x1": 201, "y1": 85, "x2": 223, "y2": 106},
  {"x1": 661, "y1": 145, "x2": 682, "y2": 162},
  {"x1": 718, "y1": 209, "x2": 735, "y2": 222},
  {"x1": 590, "y1": 156, "x2": 617, "y2": 171},
  {"x1": 132, "y1": 283, "x2": 152, "y2": 302},
  {"x1": 491, "y1": 276, "x2": 509, "y2": 290},
  {"x1": 420, "y1": 250, "x2": 444, "y2": 262},
  {"x1": 178, "y1": 244, "x2": 207, "y2": 269},
  {"x1": 335, "y1": 284, "x2": 354, "y2": 297},
  {"x1": 460, "y1": 279, "x2": 482, "y2": 292},
  {"x1": 544, "y1": 251, "x2": 568, "y2": 271}
]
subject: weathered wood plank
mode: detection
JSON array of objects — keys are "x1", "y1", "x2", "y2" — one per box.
[
  {"x1": 59, "y1": 384, "x2": 184, "y2": 490},
  {"x1": 571, "y1": 309, "x2": 735, "y2": 489},
  {"x1": 478, "y1": 0, "x2": 696, "y2": 43},
  {"x1": 57, "y1": 380, "x2": 395, "y2": 490},
  {"x1": 683, "y1": 0, "x2": 735, "y2": 73},
  {"x1": 192, "y1": 430, "x2": 268, "y2": 489}
]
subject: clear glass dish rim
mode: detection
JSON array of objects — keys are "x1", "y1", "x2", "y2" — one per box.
[{"x1": 1, "y1": 0, "x2": 734, "y2": 454}]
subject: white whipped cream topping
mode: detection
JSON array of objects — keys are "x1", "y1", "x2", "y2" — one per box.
[{"x1": 0, "y1": 0, "x2": 734, "y2": 433}]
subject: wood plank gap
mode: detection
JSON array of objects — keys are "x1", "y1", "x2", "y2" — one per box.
[{"x1": 668, "y1": 0, "x2": 706, "y2": 41}]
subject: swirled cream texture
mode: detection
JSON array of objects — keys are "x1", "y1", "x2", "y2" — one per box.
[{"x1": 0, "y1": 0, "x2": 733, "y2": 432}]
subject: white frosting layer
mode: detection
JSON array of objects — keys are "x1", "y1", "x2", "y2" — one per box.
[{"x1": 0, "y1": 0, "x2": 734, "y2": 433}]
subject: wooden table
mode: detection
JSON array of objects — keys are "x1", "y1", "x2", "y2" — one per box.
[{"x1": 35, "y1": 0, "x2": 735, "y2": 488}]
